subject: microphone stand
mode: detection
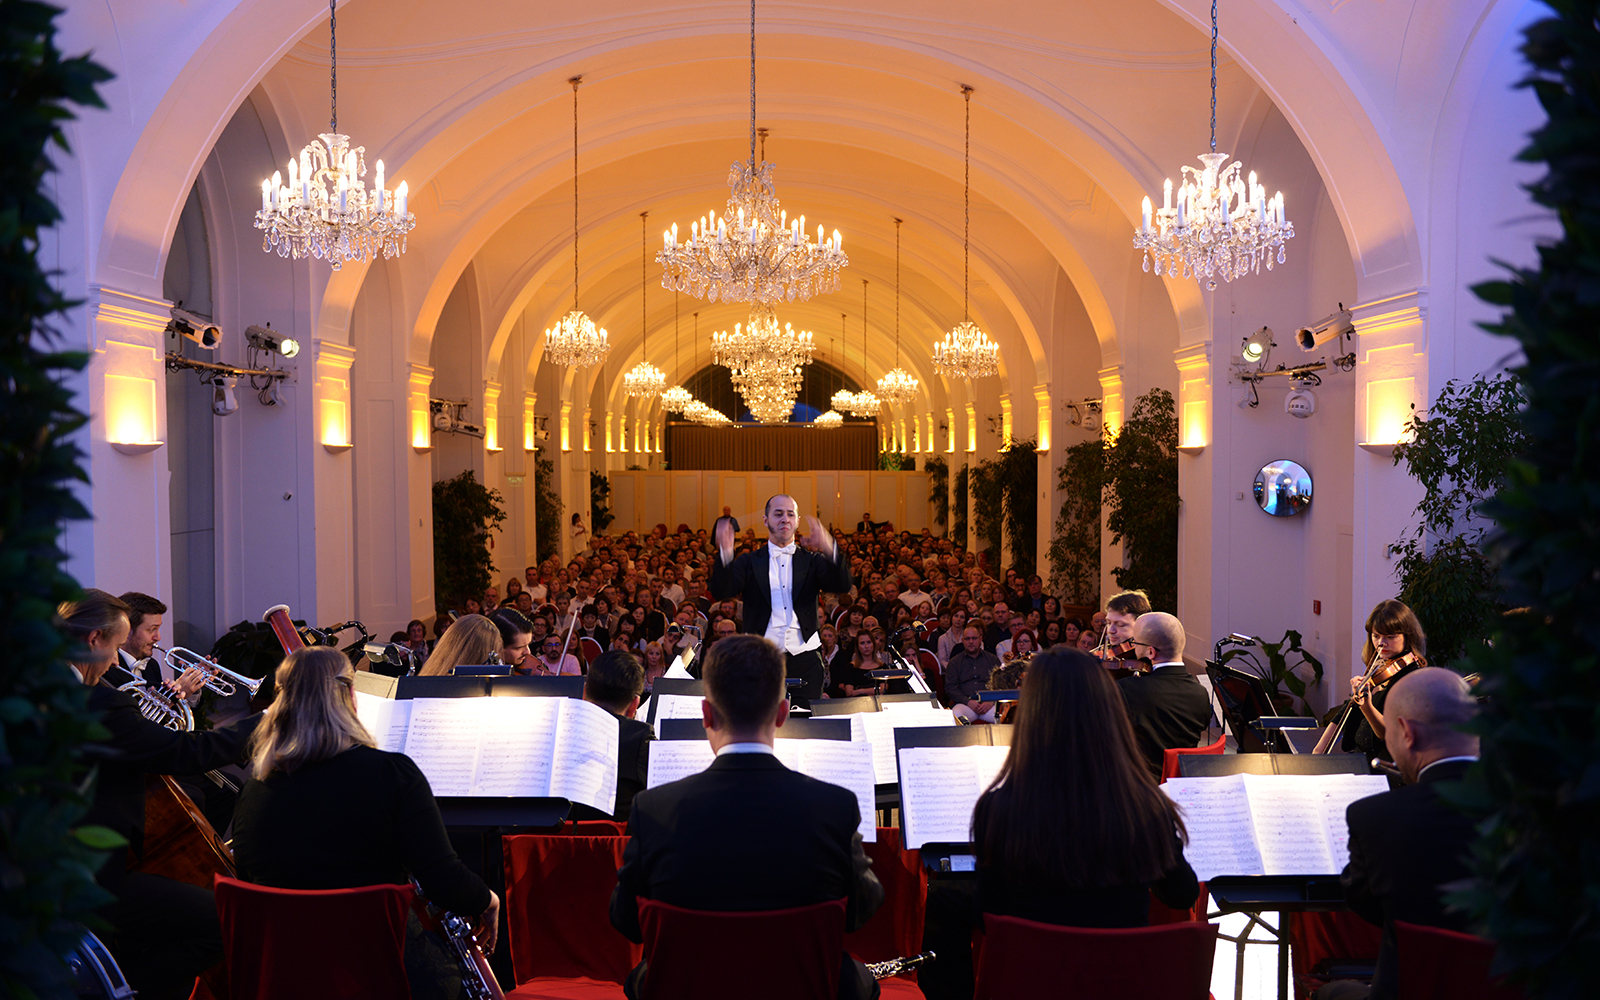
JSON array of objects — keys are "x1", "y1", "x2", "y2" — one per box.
[{"x1": 886, "y1": 628, "x2": 931, "y2": 696}]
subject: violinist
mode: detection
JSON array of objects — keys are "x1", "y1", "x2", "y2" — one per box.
[
  {"x1": 68, "y1": 589, "x2": 262, "y2": 1000},
  {"x1": 1334, "y1": 600, "x2": 1428, "y2": 761},
  {"x1": 1116, "y1": 612, "x2": 1212, "y2": 777},
  {"x1": 1093, "y1": 590, "x2": 1152, "y2": 675}
]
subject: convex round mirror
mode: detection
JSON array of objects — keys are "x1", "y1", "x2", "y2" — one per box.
[{"x1": 1253, "y1": 460, "x2": 1313, "y2": 517}]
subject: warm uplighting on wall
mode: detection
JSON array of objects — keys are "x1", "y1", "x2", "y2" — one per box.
[
  {"x1": 412, "y1": 407, "x2": 432, "y2": 451},
  {"x1": 965, "y1": 402, "x2": 977, "y2": 452},
  {"x1": 484, "y1": 385, "x2": 502, "y2": 452},
  {"x1": 320, "y1": 397, "x2": 351, "y2": 453},
  {"x1": 410, "y1": 368, "x2": 434, "y2": 452},
  {"x1": 1362, "y1": 376, "x2": 1416, "y2": 453},
  {"x1": 560, "y1": 402, "x2": 572, "y2": 452},
  {"x1": 1179, "y1": 399, "x2": 1208, "y2": 454},
  {"x1": 582, "y1": 408, "x2": 592, "y2": 452},
  {"x1": 106, "y1": 374, "x2": 163, "y2": 455},
  {"x1": 946, "y1": 408, "x2": 956, "y2": 453},
  {"x1": 1034, "y1": 388, "x2": 1051, "y2": 452},
  {"x1": 606, "y1": 412, "x2": 615, "y2": 453},
  {"x1": 523, "y1": 409, "x2": 535, "y2": 451}
]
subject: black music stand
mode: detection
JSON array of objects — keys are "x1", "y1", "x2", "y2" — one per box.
[
  {"x1": 1205, "y1": 660, "x2": 1316, "y2": 753},
  {"x1": 645, "y1": 677, "x2": 704, "y2": 728},
  {"x1": 488, "y1": 675, "x2": 584, "y2": 698},
  {"x1": 395, "y1": 675, "x2": 490, "y2": 699},
  {"x1": 656, "y1": 716, "x2": 852, "y2": 741},
  {"x1": 892, "y1": 725, "x2": 1014, "y2": 874}
]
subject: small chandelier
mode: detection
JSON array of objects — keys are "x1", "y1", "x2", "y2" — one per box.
[
  {"x1": 545, "y1": 77, "x2": 611, "y2": 369},
  {"x1": 1132, "y1": 0, "x2": 1294, "y2": 288},
  {"x1": 933, "y1": 86, "x2": 999, "y2": 381},
  {"x1": 255, "y1": 1, "x2": 414, "y2": 270},
  {"x1": 831, "y1": 388, "x2": 857, "y2": 412},
  {"x1": 657, "y1": 0, "x2": 847, "y2": 305},
  {"x1": 876, "y1": 223, "x2": 920, "y2": 405},
  {"x1": 715, "y1": 304, "x2": 813, "y2": 410},
  {"x1": 848, "y1": 388, "x2": 879, "y2": 417},
  {"x1": 814, "y1": 410, "x2": 843, "y2": 429},
  {"x1": 624, "y1": 211, "x2": 667, "y2": 397},
  {"x1": 660, "y1": 294, "x2": 693, "y2": 414}
]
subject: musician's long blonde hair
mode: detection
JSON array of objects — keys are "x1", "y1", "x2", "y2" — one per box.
[
  {"x1": 249, "y1": 647, "x2": 373, "y2": 779},
  {"x1": 420, "y1": 614, "x2": 500, "y2": 676}
]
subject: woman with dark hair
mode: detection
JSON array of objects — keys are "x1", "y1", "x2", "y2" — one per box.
[
  {"x1": 1041, "y1": 595, "x2": 1062, "y2": 622},
  {"x1": 972, "y1": 647, "x2": 1197, "y2": 927},
  {"x1": 233, "y1": 647, "x2": 497, "y2": 1000},
  {"x1": 487, "y1": 608, "x2": 534, "y2": 671},
  {"x1": 1041, "y1": 619, "x2": 1064, "y2": 649},
  {"x1": 1343, "y1": 599, "x2": 1429, "y2": 760}
]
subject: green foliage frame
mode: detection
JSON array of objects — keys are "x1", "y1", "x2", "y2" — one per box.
[
  {"x1": 589, "y1": 470, "x2": 615, "y2": 533},
  {"x1": 0, "y1": 5, "x2": 118, "y2": 995},
  {"x1": 1103, "y1": 389, "x2": 1179, "y2": 613},
  {"x1": 924, "y1": 456, "x2": 949, "y2": 533},
  {"x1": 952, "y1": 463, "x2": 969, "y2": 545},
  {"x1": 1048, "y1": 435, "x2": 1105, "y2": 606},
  {"x1": 533, "y1": 446, "x2": 562, "y2": 564},
  {"x1": 432, "y1": 470, "x2": 507, "y2": 608}
]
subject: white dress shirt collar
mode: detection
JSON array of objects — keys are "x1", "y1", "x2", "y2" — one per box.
[{"x1": 715, "y1": 741, "x2": 777, "y2": 756}]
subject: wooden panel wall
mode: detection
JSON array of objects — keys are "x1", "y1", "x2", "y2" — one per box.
[{"x1": 602, "y1": 471, "x2": 934, "y2": 536}]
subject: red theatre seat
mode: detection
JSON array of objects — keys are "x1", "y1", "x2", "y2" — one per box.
[
  {"x1": 636, "y1": 898, "x2": 847, "y2": 1000},
  {"x1": 501, "y1": 834, "x2": 638, "y2": 995},
  {"x1": 577, "y1": 636, "x2": 603, "y2": 667},
  {"x1": 1395, "y1": 921, "x2": 1525, "y2": 1000},
  {"x1": 1161, "y1": 732, "x2": 1227, "y2": 783},
  {"x1": 213, "y1": 875, "x2": 412, "y2": 1000},
  {"x1": 846, "y1": 828, "x2": 927, "y2": 993},
  {"x1": 973, "y1": 914, "x2": 1218, "y2": 1000}
]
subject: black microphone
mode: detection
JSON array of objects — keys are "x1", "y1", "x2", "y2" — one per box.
[
  {"x1": 891, "y1": 621, "x2": 928, "y2": 639},
  {"x1": 1227, "y1": 632, "x2": 1258, "y2": 646}
]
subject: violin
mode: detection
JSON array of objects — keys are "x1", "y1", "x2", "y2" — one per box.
[
  {"x1": 1311, "y1": 650, "x2": 1420, "y2": 754},
  {"x1": 1091, "y1": 634, "x2": 1151, "y2": 675}
]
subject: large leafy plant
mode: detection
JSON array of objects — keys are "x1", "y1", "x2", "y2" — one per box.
[
  {"x1": 1103, "y1": 388, "x2": 1179, "y2": 612},
  {"x1": 1218, "y1": 629, "x2": 1325, "y2": 718},
  {"x1": 1048, "y1": 435, "x2": 1104, "y2": 606},
  {"x1": 0, "y1": 4, "x2": 116, "y2": 996},
  {"x1": 432, "y1": 470, "x2": 507, "y2": 607},
  {"x1": 533, "y1": 446, "x2": 562, "y2": 563},
  {"x1": 924, "y1": 455, "x2": 949, "y2": 533}
]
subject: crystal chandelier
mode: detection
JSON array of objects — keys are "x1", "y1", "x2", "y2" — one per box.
[
  {"x1": 814, "y1": 410, "x2": 843, "y2": 429},
  {"x1": 545, "y1": 77, "x2": 611, "y2": 369},
  {"x1": 831, "y1": 388, "x2": 856, "y2": 412},
  {"x1": 255, "y1": 1, "x2": 414, "y2": 270},
  {"x1": 660, "y1": 295, "x2": 694, "y2": 414},
  {"x1": 657, "y1": 0, "x2": 847, "y2": 305},
  {"x1": 624, "y1": 211, "x2": 667, "y2": 397},
  {"x1": 715, "y1": 304, "x2": 813, "y2": 418},
  {"x1": 933, "y1": 86, "x2": 999, "y2": 381},
  {"x1": 1132, "y1": 0, "x2": 1293, "y2": 289},
  {"x1": 876, "y1": 223, "x2": 920, "y2": 405}
]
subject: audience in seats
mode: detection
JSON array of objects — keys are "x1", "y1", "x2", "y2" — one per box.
[{"x1": 947, "y1": 625, "x2": 1002, "y2": 723}]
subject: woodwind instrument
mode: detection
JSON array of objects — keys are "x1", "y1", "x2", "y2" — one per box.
[
  {"x1": 263, "y1": 604, "x2": 306, "y2": 655},
  {"x1": 410, "y1": 880, "x2": 504, "y2": 1000},
  {"x1": 868, "y1": 951, "x2": 936, "y2": 980}
]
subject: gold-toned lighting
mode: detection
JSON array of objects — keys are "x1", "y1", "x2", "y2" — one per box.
[
  {"x1": 933, "y1": 86, "x2": 998, "y2": 381},
  {"x1": 624, "y1": 211, "x2": 667, "y2": 397},
  {"x1": 876, "y1": 222, "x2": 920, "y2": 404},
  {"x1": 545, "y1": 77, "x2": 611, "y2": 369}
]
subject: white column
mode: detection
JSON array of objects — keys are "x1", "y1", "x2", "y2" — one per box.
[{"x1": 312, "y1": 341, "x2": 357, "y2": 625}]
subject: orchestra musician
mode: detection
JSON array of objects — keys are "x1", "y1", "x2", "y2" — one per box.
[
  {"x1": 1092, "y1": 590, "x2": 1151, "y2": 672},
  {"x1": 67, "y1": 589, "x2": 262, "y2": 1000},
  {"x1": 973, "y1": 647, "x2": 1198, "y2": 927},
  {"x1": 1116, "y1": 612, "x2": 1212, "y2": 777},
  {"x1": 231, "y1": 647, "x2": 498, "y2": 1000},
  {"x1": 1338, "y1": 600, "x2": 1429, "y2": 761},
  {"x1": 572, "y1": 649, "x2": 655, "y2": 824},
  {"x1": 487, "y1": 608, "x2": 534, "y2": 672},
  {"x1": 418, "y1": 613, "x2": 501, "y2": 675},
  {"x1": 710, "y1": 495, "x2": 854, "y2": 705}
]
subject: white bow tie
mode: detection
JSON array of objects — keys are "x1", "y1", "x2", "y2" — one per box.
[{"x1": 770, "y1": 543, "x2": 797, "y2": 556}]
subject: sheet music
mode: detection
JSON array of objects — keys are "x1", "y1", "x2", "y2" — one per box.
[
  {"x1": 353, "y1": 691, "x2": 412, "y2": 754},
  {"x1": 469, "y1": 698, "x2": 560, "y2": 797},
  {"x1": 402, "y1": 699, "x2": 483, "y2": 796},
  {"x1": 845, "y1": 710, "x2": 960, "y2": 783},
  {"x1": 643, "y1": 739, "x2": 877, "y2": 842},
  {"x1": 550, "y1": 698, "x2": 621, "y2": 816},
  {"x1": 1315, "y1": 774, "x2": 1390, "y2": 871},
  {"x1": 1162, "y1": 775, "x2": 1267, "y2": 882},
  {"x1": 897, "y1": 744, "x2": 1010, "y2": 849},
  {"x1": 653, "y1": 694, "x2": 705, "y2": 724},
  {"x1": 1241, "y1": 775, "x2": 1337, "y2": 875}
]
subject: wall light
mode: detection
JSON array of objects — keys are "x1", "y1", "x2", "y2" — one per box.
[
  {"x1": 1178, "y1": 399, "x2": 1207, "y2": 454},
  {"x1": 106, "y1": 373, "x2": 163, "y2": 455},
  {"x1": 411, "y1": 407, "x2": 433, "y2": 452},
  {"x1": 1361, "y1": 376, "x2": 1416, "y2": 453},
  {"x1": 320, "y1": 397, "x2": 351, "y2": 453}
]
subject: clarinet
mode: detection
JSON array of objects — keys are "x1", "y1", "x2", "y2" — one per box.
[
  {"x1": 411, "y1": 880, "x2": 504, "y2": 1000},
  {"x1": 867, "y1": 950, "x2": 936, "y2": 980}
]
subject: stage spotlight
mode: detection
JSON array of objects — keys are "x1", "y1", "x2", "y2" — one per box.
[
  {"x1": 168, "y1": 306, "x2": 222, "y2": 349},
  {"x1": 1286, "y1": 387, "x2": 1317, "y2": 418},
  {"x1": 210, "y1": 376, "x2": 239, "y2": 416},
  {"x1": 1241, "y1": 327, "x2": 1275, "y2": 365},
  {"x1": 1296, "y1": 306, "x2": 1355, "y2": 352},
  {"x1": 246, "y1": 324, "x2": 300, "y2": 358}
]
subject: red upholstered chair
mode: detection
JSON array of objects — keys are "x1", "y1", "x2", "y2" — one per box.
[
  {"x1": 567, "y1": 819, "x2": 627, "y2": 838},
  {"x1": 972, "y1": 914, "x2": 1218, "y2": 1000},
  {"x1": 636, "y1": 898, "x2": 847, "y2": 1000},
  {"x1": 577, "y1": 636, "x2": 603, "y2": 667},
  {"x1": 1395, "y1": 921, "x2": 1525, "y2": 1000},
  {"x1": 845, "y1": 829, "x2": 927, "y2": 973},
  {"x1": 501, "y1": 835, "x2": 639, "y2": 995},
  {"x1": 1161, "y1": 732, "x2": 1227, "y2": 783},
  {"x1": 213, "y1": 875, "x2": 413, "y2": 1000},
  {"x1": 916, "y1": 650, "x2": 946, "y2": 706}
]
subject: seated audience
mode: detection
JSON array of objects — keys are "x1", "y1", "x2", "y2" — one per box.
[
  {"x1": 528, "y1": 632, "x2": 584, "y2": 676},
  {"x1": 947, "y1": 625, "x2": 1002, "y2": 723},
  {"x1": 973, "y1": 647, "x2": 1198, "y2": 926}
]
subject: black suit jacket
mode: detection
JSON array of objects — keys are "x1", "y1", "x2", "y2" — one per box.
[
  {"x1": 1341, "y1": 758, "x2": 1478, "y2": 1000},
  {"x1": 709, "y1": 542, "x2": 853, "y2": 645},
  {"x1": 81, "y1": 681, "x2": 260, "y2": 893},
  {"x1": 1117, "y1": 666, "x2": 1212, "y2": 776},
  {"x1": 610, "y1": 753, "x2": 883, "y2": 999}
]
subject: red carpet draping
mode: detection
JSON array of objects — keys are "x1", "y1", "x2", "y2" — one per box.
[
  {"x1": 502, "y1": 835, "x2": 640, "y2": 986},
  {"x1": 846, "y1": 828, "x2": 927, "y2": 977}
]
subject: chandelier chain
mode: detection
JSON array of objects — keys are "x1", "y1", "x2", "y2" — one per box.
[
  {"x1": 894, "y1": 217, "x2": 901, "y2": 364},
  {"x1": 1210, "y1": 0, "x2": 1218, "y2": 153},
  {"x1": 641, "y1": 211, "x2": 649, "y2": 354},
  {"x1": 749, "y1": 0, "x2": 757, "y2": 168},
  {"x1": 572, "y1": 76, "x2": 581, "y2": 310},
  {"x1": 329, "y1": 0, "x2": 337, "y2": 132},
  {"x1": 963, "y1": 85, "x2": 971, "y2": 319}
]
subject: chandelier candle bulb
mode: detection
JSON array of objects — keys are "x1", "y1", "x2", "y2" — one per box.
[{"x1": 1141, "y1": 197, "x2": 1152, "y2": 234}]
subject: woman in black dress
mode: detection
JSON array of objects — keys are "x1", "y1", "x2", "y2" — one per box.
[
  {"x1": 232, "y1": 647, "x2": 498, "y2": 1000},
  {"x1": 1342, "y1": 599, "x2": 1428, "y2": 761},
  {"x1": 972, "y1": 647, "x2": 1197, "y2": 927}
]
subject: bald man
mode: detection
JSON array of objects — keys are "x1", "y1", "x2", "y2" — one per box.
[
  {"x1": 1117, "y1": 612, "x2": 1212, "y2": 776},
  {"x1": 1319, "y1": 668, "x2": 1481, "y2": 1000}
]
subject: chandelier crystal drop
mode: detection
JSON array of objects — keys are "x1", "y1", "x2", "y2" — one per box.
[
  {"x1": 657, "y1": 0, "x2": 847, "y2": 305},
  {"x1": 660, "y1": 385, "x2": 694, "y2": 414},
  {"x1": 813, "y1": 409, "x2": 843, "y2": 429},
  {"x1": 934, "y1": 86, "x2": 999, "y2": 381},
  {"x1": 255, "y1": 1, "x2": 414, "y2": 270},
  {"x1": 1132, "y1": 0, "x2": 1293, "y2": 289},
  {"x1": 876, "y1": 219, "x2": 921, "y2": 405},
  {"x1": 625, "y1": 211, "x2": 667, "y2": 397},
  {"x1": 545, "y1": 77, "x2": 610, "y2": 369}
]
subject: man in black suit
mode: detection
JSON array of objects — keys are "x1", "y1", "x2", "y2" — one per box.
[
  {"x1": 1318, "y1": 668, "x2": 1481, "y2": 1000},
  {"x1": 610, "y1": 635, "x2": 883, "y2": 999},
  {"x1": 709, "y1": 496, "x2": 853, "y2": 703},
  {"x1": 1118, "y1": 611, "x2": 1212, "y2": 776},
  {"x1": 576, "y1": 649, "x2": 654, "y2": 823}
]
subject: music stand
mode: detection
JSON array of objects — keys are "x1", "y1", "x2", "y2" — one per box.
[{"x1": 1205, "y1": 660, "x2": 1282, "y2": 753}]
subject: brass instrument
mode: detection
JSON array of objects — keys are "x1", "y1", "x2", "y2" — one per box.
[
  {"x1": 868, "y1": 950, "x2": 936, "y2": 980},
  {"x1": 410, "y1": 880, "x2": 503, "y2": 1000},
  {"x1": 110, "y1": 663, "x2": 194, "y2": 731},
  {"x1": 156, "y1": 645, "x2": 264, "y2": 698}
]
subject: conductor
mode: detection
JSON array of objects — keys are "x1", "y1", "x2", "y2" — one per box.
[{"x1": 710, "y1": 495, "x2": 853, "y2": 703}]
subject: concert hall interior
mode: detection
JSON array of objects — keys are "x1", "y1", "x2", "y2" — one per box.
[{"x1": 33, "y1": 0, "x2": 1550, "y2": 997}]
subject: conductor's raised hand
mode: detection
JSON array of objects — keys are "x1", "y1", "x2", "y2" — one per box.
[
  {"x1": 800, "y1": 516, "x2": 834, "y2": 554},
  {"x1": 714, "y1": 516, "x2": 735, "y2": 558}
]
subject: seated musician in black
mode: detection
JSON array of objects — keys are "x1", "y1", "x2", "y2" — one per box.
[
  {"x1": 65, "y1": 590, "x2": 262, "y2": 1000},
  {"x1": 1341, "y1": 599, "x2": 1428, "y2": 762},
  {"x1": 973, "y1": 647, "x2": 1198, "y2": 927},
  {"x1": 232, "y1": 647, "x2": 499, "y2": 1000},
  {"x1": 1318, "y1": 668, "x2": 1481, "y2": 1000},
  {"x1": 573, "y1": 649, "x2": 655, "y2": 824},
  {"x1": 610, "y1": 635, "x2": 884, "y2": 999},
  {"x1": 1118, "y1": 611, "x2": 1212, "y2": 776}
]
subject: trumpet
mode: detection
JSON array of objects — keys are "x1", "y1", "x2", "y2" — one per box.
[{"x1": 157, "y1": 645, "x2": 264, "y2": 699}]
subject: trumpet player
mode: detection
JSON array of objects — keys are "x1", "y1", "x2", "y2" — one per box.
[{"x1": 117, "y1": 592, "x2": 205, "y2": 705}]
